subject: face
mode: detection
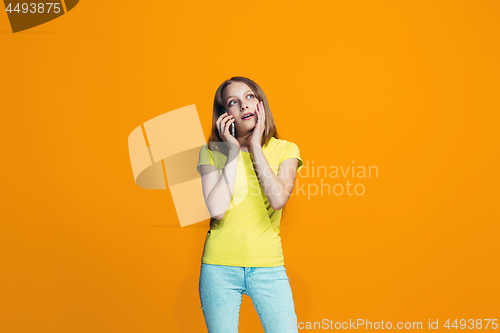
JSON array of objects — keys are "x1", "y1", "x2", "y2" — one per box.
[{"x1": 222, "y1": 82, "x2": 259, "y2": 133}]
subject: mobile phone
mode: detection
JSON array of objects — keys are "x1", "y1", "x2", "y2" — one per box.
[
  {"x1": 225, "y1": 111, "x2": 236, "y2": 137},
  {"x1": 231, "y1": 122, "x2": 235, "y2": 137}
]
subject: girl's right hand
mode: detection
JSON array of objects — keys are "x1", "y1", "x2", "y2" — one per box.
[{"x1": 217, "y1": 112, "x2": 239, "y2": 149}]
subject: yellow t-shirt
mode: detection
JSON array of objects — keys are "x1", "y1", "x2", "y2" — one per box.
[{"x1": 196, "y1": 137, "x2": 304, "y2": 267}]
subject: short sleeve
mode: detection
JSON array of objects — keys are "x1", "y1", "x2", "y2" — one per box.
[
  {"x1": 196, "y1": 144, "x2": 216, "y2": 174},
  {"x1": 281, "y1": 142, "x2": 304, "y2": 172}
]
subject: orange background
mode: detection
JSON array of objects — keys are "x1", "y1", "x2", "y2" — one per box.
[{"x1": 1, "y1": 1, "x2": 499, "y2": 332}]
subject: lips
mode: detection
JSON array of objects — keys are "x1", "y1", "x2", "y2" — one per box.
[{"x1": 242, "y1": 112, "x2": 254, "y2": 120}]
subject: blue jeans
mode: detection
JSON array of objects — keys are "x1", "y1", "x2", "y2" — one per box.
[{"x1": 199, "y1": 263, "x2": 299, "y2": 333}]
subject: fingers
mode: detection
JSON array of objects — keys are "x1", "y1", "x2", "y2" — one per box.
[
  {"x1": 226, "y1": 118, "x2": 235, "y2": 134},
  {"x1": 216, "y1": 113, "x2": 234, "y2": 139},
  {"x1": 256, "y1": 101, "x2": 265, "y2": 125},
  {"x1": 223, "y1": 117, "x2": 234, "y2": 132},
  {"x1": 221, "y1": 114, "x2": 234, "y2": 131},
  {"x1": 216, "y1": 113, "x2": 224, "y2": 134},
  {"x1": 216, "y1": 113, "x2": 228, "y2": 129}
]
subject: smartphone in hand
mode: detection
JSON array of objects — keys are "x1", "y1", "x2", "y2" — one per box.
[
  {"x1": 225, "y1": 111, "x2": 236, "y2": 137},
  {"x1": 230, "y1": 122, "x2": 235, "y2": 137}
]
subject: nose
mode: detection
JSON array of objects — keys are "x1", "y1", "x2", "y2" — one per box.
[{"x1": 241, "y1": 104, "x2": 248, "y2": 111}]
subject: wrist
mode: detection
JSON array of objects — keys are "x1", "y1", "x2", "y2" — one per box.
[
  {"x1": 249, "y1": 142, "x2": 262, "y2": 154},
  {"x1": 228, "y1": 146, "x2": 240, "y2": 155},
  {"x1": 226, "y1": 141, "x2": 240, "y2": 152}
]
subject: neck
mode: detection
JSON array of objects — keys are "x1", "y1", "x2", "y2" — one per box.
[{"x1": 236, "y1": 131, "x2": 254, "y2": 150}]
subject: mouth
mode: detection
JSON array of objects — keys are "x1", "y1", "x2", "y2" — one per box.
[{"x1": 241, "y1": 112, "x2": 254, "y2": 120}]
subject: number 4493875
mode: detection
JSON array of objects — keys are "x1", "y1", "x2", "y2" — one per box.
[
  {"x1": 6, "y1": 3, "x2": 62, "y2": 14},
  {"x1": 444, "y1": 319, "x2": 498, "y2": 329}
]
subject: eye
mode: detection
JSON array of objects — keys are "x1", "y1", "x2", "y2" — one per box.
[
  {"x1": 228, "y1": 100, "x2": 237, "y2": 106},
  {"x1": 247, "y1": 93, "x2": 255, "y2": 99}
]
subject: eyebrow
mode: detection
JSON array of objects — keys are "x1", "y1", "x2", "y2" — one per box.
[{"x1": 225, "y1": 90, "x2": 254, "y2": 102}]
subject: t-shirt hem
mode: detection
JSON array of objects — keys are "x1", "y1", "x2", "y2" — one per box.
[{"x1": 201, "y1": 258, "x2": 285, "y2": 267}]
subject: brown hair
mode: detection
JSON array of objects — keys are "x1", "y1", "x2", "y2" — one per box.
[{"x1": 206, "y1": 76, "x2": 279, "y2": 155}]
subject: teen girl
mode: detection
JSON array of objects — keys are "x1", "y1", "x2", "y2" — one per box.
[{"x1": 197, "y1": 76, "x2": 303, "y2": 333}]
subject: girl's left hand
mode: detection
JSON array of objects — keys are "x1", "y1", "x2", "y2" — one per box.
[{"x1": 249, "y1": 101, "x2": 266, "y2": 149}]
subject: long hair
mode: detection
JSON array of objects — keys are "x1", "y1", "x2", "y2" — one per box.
[{"x1": 207, "y1": 76, "x2": 279, "y2": 156}]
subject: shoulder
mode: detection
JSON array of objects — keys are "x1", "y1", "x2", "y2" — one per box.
[
  {"x1": 198, "y1": 143, "x2": 213, "y2": 160},
  {"x1": 267, "y1": 137, "x2": 299, "y2": 151},
  {"x1": 199, "y1": 143, "x2": 209, "y2": 153},
  {"x1": 199, "y1": 143, "x2": 226, "y2": 157},
  {"x1": 263, "y1": 137, "x2": 301, "y2": 159},
  {"x1": 198, "y1": 143, "x2": 227, "y2": 167},
  {"x1": 272, "y1": 138, "x2": 303, "y2": 171}
]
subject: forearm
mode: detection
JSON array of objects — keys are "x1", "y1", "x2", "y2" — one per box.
[
  {"x1": 250, "y1": 146, "x2": 290, "y2": 210},
  {"x1": 206, "y1": 149, "x2": 240, "y2": 219}
]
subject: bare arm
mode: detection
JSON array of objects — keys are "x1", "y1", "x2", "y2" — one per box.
[
  {"x1": 199, "y1": 147, "x2": 240, "y2": 220},
  {"x1": 199, "y1": 111, "x2": 241, "y2": 220},
  {"x1": 246, "y1": 101, "x2": 299, "y2": 210},
  {"x1": 250, "y1": 145, "x2": 299, "y2": 211}
]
